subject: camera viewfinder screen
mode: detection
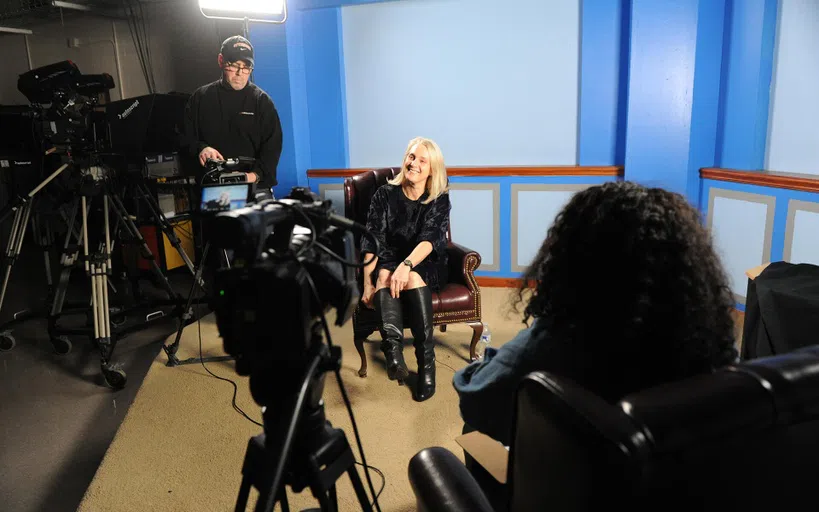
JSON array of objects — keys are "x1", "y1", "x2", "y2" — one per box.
[{"x1": 200, "y1": 184, "x2": 250, "y2": 212}]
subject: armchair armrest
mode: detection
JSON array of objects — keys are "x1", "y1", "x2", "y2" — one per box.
[
  {"x1": 447, "y1": 242, "x2": 482, "y2": 293},
  {"x1": 408, "y1": 447, "x2": 495, "y2": 512}
]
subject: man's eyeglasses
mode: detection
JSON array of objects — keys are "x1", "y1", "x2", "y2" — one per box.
[{"x1": 224, "y1": 62, "x2": 253, "y2": 75}]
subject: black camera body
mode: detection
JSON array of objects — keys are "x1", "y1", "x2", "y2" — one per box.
[
  {"x1": 17, "y1": 60, "x2": 114, "y2": 151},
  {"x1": 209, "y1": 188, "x2": 360, "y2": 407}
]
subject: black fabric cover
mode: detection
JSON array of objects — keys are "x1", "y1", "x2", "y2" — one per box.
[{"x1": 742, "y1": 261, "x2": 819, "y2": 360}]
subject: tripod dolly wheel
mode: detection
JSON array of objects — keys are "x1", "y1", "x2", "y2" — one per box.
[
  {"x1": 0, "y1": 333, "x2": 16, "y2": 352},
  {"x1": 102, "y1": 365, "x2": 127, "y2": 389},
  {"x1": 51, "y1": 336, "x2": 73, "y2": 355}
]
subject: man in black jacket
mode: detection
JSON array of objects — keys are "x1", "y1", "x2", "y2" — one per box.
[{"x1": 183, "y1": 35, "x2": 283, "y2": 197}]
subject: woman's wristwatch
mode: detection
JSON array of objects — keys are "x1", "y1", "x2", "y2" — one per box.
[{"x1": 403, "y1": 259, "x2": 414, "y2": 269}]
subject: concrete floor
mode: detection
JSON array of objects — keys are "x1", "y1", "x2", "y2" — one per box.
[{"x1": 0, "y1": 241, "x2": 192, "y2": 512}]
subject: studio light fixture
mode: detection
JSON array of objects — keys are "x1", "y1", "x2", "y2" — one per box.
[{"x1": 198, "y1": 0, "x2": 287, "y2": 24}]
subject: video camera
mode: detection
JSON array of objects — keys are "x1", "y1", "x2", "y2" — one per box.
[
  {"x1": 207, "y1": 186, "x2": 381, "y2": 511},
  {"x1": 208, "y1": 186, "x2": 363, "y2": 405},
  {"x1": 17, "y1": 60, "x2": 114, "y2": 149},
  {"x1": 201, "y1": 156, "x2": 256, "y2": 185}
]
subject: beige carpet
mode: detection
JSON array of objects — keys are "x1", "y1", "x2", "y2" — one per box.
[{"x1": 79, "y1": 287, "x2": 526, "y2": 512}]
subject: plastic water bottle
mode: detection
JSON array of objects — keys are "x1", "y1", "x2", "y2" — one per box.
[{"x1": 474, "y1": 323, "x2": 491, "y2": 360}]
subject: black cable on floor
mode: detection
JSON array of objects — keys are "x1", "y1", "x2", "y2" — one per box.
[
  {"x1": 355, "y1": 461, "x2": 386, "y2": 507},
  {"x1": 196, "y1": 302, "x2": 263, "y2": 428}
]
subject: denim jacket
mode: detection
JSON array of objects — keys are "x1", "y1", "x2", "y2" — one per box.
[{"x1": 452, "y1": 319, "x2": 552, "y2": 447}]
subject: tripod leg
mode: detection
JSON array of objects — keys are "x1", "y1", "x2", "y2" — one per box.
[
  {"x1": 90, "y1": 262, "x2": 101, "y2": 344},
  {"x1": 59, "y1": 199, "x2": 83, "y2": 247},
  {"x1": 93, "y1": 195, "x2": 126, "y2": 389},
  {"x1": 47, "y1": 198, "x2": 82, "y2": 354},
  {"x1": 280, "y1": 489, "x2": 290, "y2": 512},
  {"x1": 103, "y1": 194, "x2": 112, "y2": 270},
  {"x1": 136, "y1": 182, "x2": 198, "y2": 279},
  {"x1": 51, "y1": 199, "x2": 81, "y2": 319},
  {"x1": 322, "y1": 485, "x2": 338, "y2": 512},
  {"x1": 163, "y1": 242, "x2": 210, "y2": 365},
  {"x1": 0, "y1": 201, "x2": 33, "y2": 314},
  {"x1": 99, "y1": 196, "x2": 118, "y2": 297},
  {"x1": 235, "y1": 475, "x2": 253, "y2": 512},
  {"x1": 251, "y1": 487, "x2": 289, "y2": 512},
  {"x1": 98, "y1": 261, "x2": 124, "y2": 389},
  {"x1": 108, "y1": 193, "x2": 177, "y2": 300},
  {"x1": 0, "y1": 161, "x2": 72, "y2": 310},
  {"x1": 82, "y1": 196, "x2": 91, "y2": 273},
  {"x1": 36, "y1": 215, "x2": 55, "y2": 289},
  {"x1": 347, "y1": 464, "x2": 374, "y2": 512}
]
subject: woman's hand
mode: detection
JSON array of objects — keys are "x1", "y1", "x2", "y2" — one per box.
[
  {"x1": 390, "y1": 264, "x2": 411, "y2": 298},
  {"x1": 362, "y1": 281, "x2": 376, "y2": 309}
]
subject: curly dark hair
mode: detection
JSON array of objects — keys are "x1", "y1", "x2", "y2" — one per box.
[{"x1": 513, "y1": 181, "x2": 737, "y2": 398}]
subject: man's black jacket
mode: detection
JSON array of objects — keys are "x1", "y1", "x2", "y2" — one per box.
[{"x1": 182, "y1": 78, "x2": 283, "y2": 189}]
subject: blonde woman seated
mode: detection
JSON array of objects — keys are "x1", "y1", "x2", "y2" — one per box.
[{"x1": 360, "y1": 137, "x2": 451, "y2": 402}]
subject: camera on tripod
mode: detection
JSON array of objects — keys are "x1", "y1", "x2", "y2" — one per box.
[
  {"x1": 209, "y1": 186, "x2": 360, "y2": 401},
  {"x1": 17, "y1": 60, "x2": 114, "y2": 151},
  {"x1": 208, "y1": 187, "x2": 380, "y2": 511},
  {"x1": 0, "y1": 61, "x2": 197, "y2": 388}
]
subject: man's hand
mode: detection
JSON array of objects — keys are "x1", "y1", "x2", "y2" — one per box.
[
  {"x1": 199, "y1": 146, "x2": 224, "y2": 166},
  {"x1": 390, "y1": 264, "x2": 410, "y2": 298},
  {"x1": 245, "y1": 172, "x2": 259, "y2": 183}
]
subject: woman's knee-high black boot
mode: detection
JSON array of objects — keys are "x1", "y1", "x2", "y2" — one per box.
[
  {"x1": 375, "y1": 288, "x2": 409, "y2": 382},
  {"x1": 403, "y1": 286, "x2": 435, "y2": 402}
]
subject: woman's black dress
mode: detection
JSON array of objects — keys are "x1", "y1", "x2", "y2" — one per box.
[{"x1": 360, "y1": 184, "x2": 451, "y2": 292}]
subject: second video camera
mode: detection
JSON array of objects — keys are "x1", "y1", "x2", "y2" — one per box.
[{"x1": 17, "y1": 60, "x2": 114, "y2": 149}]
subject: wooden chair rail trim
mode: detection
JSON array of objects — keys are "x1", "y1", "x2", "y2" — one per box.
[
  {"x1": 700, "y1": 168, "x2": 819, "y2": 193},
  {"x1": 475, "y1": 277, "x2": 536, "y2": 288},
  {"x1": 308, "y1": 166, "x2": 624, "y2": 178}
]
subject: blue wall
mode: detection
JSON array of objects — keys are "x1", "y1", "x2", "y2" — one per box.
[
  {"x1": 717, "y1": 0, "x2": 778, "y2": 171},
  {"x1": 250, "y1": 0, "x2": 785, "y2": 202},
  {"x1": 250, "y1": 0, "x2": 819, "y2": 293},
  {"x1": 623, "y1": 0, "x2": 778, "y2": 202},
  {"x1": 578, "y1": 0, "x2": 630, "y2": 166},
  {"x1": 340, "y1": 0, "x2": 580, "y2": 168},
  {"x1": 766, "y1": 0, "x2": 819, "y2": 175}
]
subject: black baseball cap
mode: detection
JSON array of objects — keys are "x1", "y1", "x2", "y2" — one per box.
[{"x1": 220, "y1": 35, "x2": 254, "y2": 67}]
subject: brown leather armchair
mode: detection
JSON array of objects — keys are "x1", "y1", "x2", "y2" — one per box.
[{"x1": 343, "y1": 167, "x2": 483, "y2": 377}]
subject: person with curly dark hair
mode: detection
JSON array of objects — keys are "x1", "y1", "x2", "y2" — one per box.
[{"x1": 454, "y1": 180, "x2": 738, "y2": 448}]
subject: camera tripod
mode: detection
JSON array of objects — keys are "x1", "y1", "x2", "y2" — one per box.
[
  {"x1": 162, "y1": 239, "x2": 234, "y2": 366},
  {"x1": 119, "y1": 173, "x2": 200, "y2": 284},
  {"x1": 0, "y1": 161, "x2": 189, "y2": 388},
  {"x1": 235, "y1": 333, "x2": 373, "y2": 512},
  {"x1": 162, "y1": 157, "x2": 259, "y2": 367}
]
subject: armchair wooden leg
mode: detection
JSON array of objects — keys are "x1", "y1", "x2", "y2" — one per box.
[
  {"x1": 467, "y1": 321, "x2": 484, "y2": 361},
  {"x1": 439, "y1": 324, "x2": 447, "y2": 332},
  {"x1": 354, "y1": 337, "x2": 368, "y2": 377}
]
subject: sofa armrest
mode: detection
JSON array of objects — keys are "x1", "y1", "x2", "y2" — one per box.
[
  {"x1": 447, "y1": 243, "x2": 482, "y2": 293},
  {"x1": 408, "y1": 447, "x2": 495, "y2": 512}
]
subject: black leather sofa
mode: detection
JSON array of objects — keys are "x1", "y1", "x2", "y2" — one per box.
[{"x1": 409, "y1": 344, "x2": 819, "y2": 511}]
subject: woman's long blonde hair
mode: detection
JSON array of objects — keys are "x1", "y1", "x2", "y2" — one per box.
[{"x1": 388, "y1": 136, "x2": 449, "y2": 204}]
